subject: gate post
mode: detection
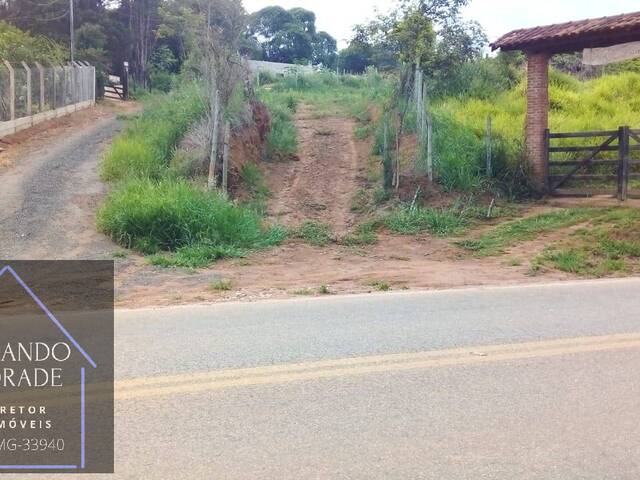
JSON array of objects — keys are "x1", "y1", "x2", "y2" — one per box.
[
  {"x1": 622, "y1": 126, "x2": 630, "y2": 201},
  {"x1": 617, "y1": 126, "x2": 629, "y2": 201},
  {"x1": 525, "y1": 52, "x2": 550, "y2": 193},
  {"x1": 544, "y1": 128, "x2": 550, "y2": 192}
]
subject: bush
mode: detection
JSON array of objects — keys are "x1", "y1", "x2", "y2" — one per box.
[
  {"x1": 149, "y1": 69, "x2": 174, "y2": 92},
  {"x1": 101, "y1": 83, "x2": 205, "y2": 181},
  {"x1": 97, "y1": 178, "x2": 284, "y2": 255}
]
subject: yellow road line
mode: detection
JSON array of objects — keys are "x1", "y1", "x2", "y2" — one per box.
[{"x1": 114, "y1": 332, "x2": 640, "y2": 400}]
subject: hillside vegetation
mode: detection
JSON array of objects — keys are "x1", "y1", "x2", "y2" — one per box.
[
  {"x1": 432, "y1": 71, "x2": 640, "y2": 192},
  {"x1": 98, "y1": 84, "x2": 286, "y2": 267}
]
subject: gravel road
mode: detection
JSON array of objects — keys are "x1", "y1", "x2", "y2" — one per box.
[{"x1": 0, "y1": 114, "x2": 122, "y2": 260}]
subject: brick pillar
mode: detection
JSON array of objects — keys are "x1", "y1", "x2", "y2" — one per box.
[{"x1": 526, "y1": 52, "x2": 550, "y2": 192}]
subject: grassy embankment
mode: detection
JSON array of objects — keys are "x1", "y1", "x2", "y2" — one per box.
[
  {"x1": 433, "y1": 71, "x2": 640, "y2": 192},
  {"x1": 458, "y1": 206, "x2": 640, "y2": 277},
  {"x1": 98, "y1": 84, "x2": 286, "y2": 268}
]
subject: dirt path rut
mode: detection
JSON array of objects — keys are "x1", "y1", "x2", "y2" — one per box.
[{"x1": 268, "y1": 105, "x2": 360, "y2": 235}]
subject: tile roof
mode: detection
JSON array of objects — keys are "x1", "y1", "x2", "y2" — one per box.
[{"x1": 491, "y1": 11, "x2": 640, "y2": 52}]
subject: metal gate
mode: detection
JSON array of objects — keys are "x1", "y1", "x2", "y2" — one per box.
[{"x1": 546, "y1": 126, "x2": 640, "y2": 200}]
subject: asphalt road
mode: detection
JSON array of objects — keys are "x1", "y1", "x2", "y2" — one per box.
[{"x1": 11, "y1": 279, "x2": 640, "y2": 478}]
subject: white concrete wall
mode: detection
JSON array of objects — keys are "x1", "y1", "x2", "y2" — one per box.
[
  {"x1": 248, "y1": 60, "x2": 314, "y2": 76},
  {"x1": 0, "y1": 100, "x2": 95, "y2": 138}
]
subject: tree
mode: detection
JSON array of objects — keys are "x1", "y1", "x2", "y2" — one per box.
[
  {"x1": 198, "y1": 0, "x2": 247, "y2": 190},
  {"x1": 248, "y1": 6, "x2": 336, "y2": 66},
  {"x1": 248, "y1": 6, "x2": 291, "y2": 38},
  {"x1": 398, "y1": 0, "x2": 470, "y2": 23},
  {"x1": 312, "y1": 31, "x2": 337, "y2": 68},
  {"x1": 123, "y1": 0, "x2": 162, "y2": 86},
  {"x1": 391, "y1": 8, "x2": 436, "y2": 67},
  {"x1": 288, "y1": 7, "x2": 315, "y2": 35},
  {"x1": 338, "y1": 43, "x2": 372, "y2": 74},
  {"x1": 0, "y1": 21, "x2": 66, "y2": 63}
]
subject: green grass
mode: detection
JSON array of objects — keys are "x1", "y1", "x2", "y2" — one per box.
[
  {"x1": 365, "y1": 280, "x2": 391, "y2": 291},
  {"x1": 259, "y1": 90, "x2": 298, "y2": 159},
  {"x1": 98, "y1": 178, "x2": 286, "y2": 264},
  {"x1": 293, "y1": 288, "x2": 314, "y2": 296},
  {"x1": 432, "y1": 71, "x2": 640, "y2": 193},
  {"x1": 240, "y1": 163, "x2": 271, "y2": 215},
  {"x1": 534, "y1": 208, "x2": 640, "y2": 277},
  {"x1": 385, "y1": 206, "x2": 469, "y2": 236},
  {"x1": 101, "y1": 83, "x2": 205, "y2": 181},
  {"x1": 459, "y1": 208, "x2": 602, "y2": 257},
  {"x1": 350, "y1": 188, "x2": 370, "y2": 213},
  {"x1": 210, "y1": 279, "x2": 233, "y2": 291},
  {"x1": 318, "y1": 285, "x2": 332, "y2": 295},
  {"x1": 291, "y1": 221, "x2": 333, "y2": 246},
  {"x1": 354, "y1": 125, "x2": 371, "y2": 140},
  {"x1": 340, "y1": 221, "x2": 380, "y2": 246}
]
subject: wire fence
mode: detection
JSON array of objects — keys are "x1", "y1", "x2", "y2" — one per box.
[{"x1": 0, "y1": 61, "x2": 95, "y2": 133}]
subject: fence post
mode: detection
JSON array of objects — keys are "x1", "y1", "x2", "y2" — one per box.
[
  {"x1": 222, "y1": 122, "x2": 231, "y2": 192},
  {"x1": 485, "y1": 115, "x2": 492, "y2": 178},
  {"x1": 91, "y1": 66, "x2": 96, "y2": 103},
  {"x1": 34, "y1": 62, "x2": 45, "y2": 112},
  {"x1": 3, "y1": 61, "x2": 15, "y2": 120},
  {"x1": 622, "y1": 126, "x2": 630, "y2": 201},
  {"x1": 617, "y1": 126, "x2": 626, "y2": 200},
  {"x1": 21, "y1": 61, "x2": 32, "y2": 116},
  {"x1": 52, "y1": 65, "x2": 58, "y2": 109},
  {"x1": 544, "y1": 129, "x2": 551, "y2": 193},
  {"x1": 123, "y1": 61, "x2": 130, "y2": 100},
  {"x1": 426, "y1": 113, "x2": 433, "y2": 182},
  {"x1": 70, "y1": 65, "x2": 77, "y2": 110}
]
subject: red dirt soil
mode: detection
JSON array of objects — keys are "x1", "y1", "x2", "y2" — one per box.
[
  {"x1": 264, "y1": 104, "x2": 360, "y2": 235},
  {"x1": 112, "y1": 108, "x2": 578, "y2": 308}
]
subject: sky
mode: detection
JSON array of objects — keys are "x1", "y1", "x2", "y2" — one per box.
[{"x1": 243, "y1": 0, "x2": 640, "y2": 48}]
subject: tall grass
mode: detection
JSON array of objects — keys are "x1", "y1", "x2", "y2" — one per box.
[
  {"x1": 432, "y1": 71, "x2": 640, "y2": 193},
  {"x1": 97, "y1": 178, "x2": 284, "y2": 256},
  {"x1": 99, "y1": 83, "x2": 287, "y2": 266},
  {"x1": 259, "y1": 89, "x2": 298, "y2": 159},
  {"x1": 101, "y1": 83, "x2": 206, "y2": 181}
]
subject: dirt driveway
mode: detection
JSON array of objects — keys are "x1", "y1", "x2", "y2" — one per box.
[{"x1": 0, "y1": 105, "x2": 126, "y2": 259}]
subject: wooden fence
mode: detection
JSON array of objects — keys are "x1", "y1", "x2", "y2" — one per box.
[
  {"x1": 546, "y1": 126, "x2": 640, "y2": 200},
  {"x1": 0, "y1": 61, "x2": 95, "y2": 137}
]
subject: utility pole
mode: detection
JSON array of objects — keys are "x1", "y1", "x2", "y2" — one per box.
[{"x1": 69, "y1": 0, "x2": 75, "y2": 63}]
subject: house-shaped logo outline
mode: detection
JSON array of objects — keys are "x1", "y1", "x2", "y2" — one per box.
[{"x1": 0, "y1": 264, "x2": 98, "y2": 471}]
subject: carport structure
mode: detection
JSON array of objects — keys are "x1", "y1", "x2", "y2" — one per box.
[{"x1": 491, "y1": 11, "x2": 640, "y2": 193}]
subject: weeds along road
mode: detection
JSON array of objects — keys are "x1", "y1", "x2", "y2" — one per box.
[{"x1": 0, "y1": 114, "x2": 122, "y2": 260}]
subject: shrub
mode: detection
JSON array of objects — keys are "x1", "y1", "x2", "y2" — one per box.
[
  {"x1": 97, "y1": 178, "x2": 284, "y2": 255},
  {"x1": 149, "y1": 70, "x2": 174, "y2": 92}
]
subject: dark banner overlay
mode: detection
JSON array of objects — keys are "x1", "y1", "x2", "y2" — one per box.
[{"x1": 0, "y1": 261, "x2": 114, "y2": 474}]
